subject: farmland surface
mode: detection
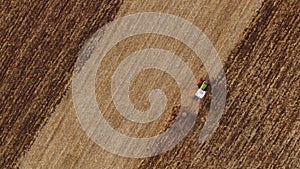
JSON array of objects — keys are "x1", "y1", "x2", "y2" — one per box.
[{"x1": 1, "y1": 0, "x2": 299, "y2": 168}]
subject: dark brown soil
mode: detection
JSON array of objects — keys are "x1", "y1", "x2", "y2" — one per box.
[
  {"x1": 138, "y1": 0, "x2": 300, "y2": 168},
  {"x1": 0, "y1": 1, "x2": 123, "y2": 168},
  {"x1": 1, "y1": 0, "x2": 299, "y2": 168}
]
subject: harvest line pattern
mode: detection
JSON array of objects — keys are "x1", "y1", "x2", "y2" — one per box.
[
  {"x1": 138, "y1": 0, "x2": 299, "y2": 168},
  {"x1": 0, "y1": 0, "x2": 123, "y2": 168}
]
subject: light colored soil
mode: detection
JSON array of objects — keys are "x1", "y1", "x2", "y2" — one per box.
[{"x1": 18, "y1": 0, "x2": 264, "y2": 168}]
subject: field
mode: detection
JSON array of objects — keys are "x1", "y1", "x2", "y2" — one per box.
[{"x1": 1, "y1": 0, "x2": 299, "y2": 168}]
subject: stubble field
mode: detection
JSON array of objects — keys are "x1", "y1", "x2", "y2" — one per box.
[{"x1": 1, "y1": 0, "x2": 299, "y2": 168}]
